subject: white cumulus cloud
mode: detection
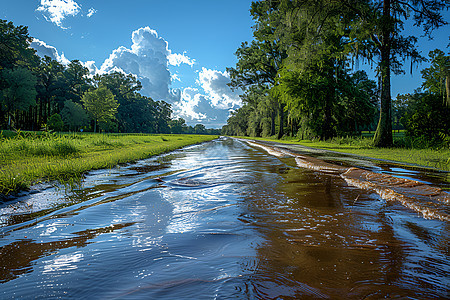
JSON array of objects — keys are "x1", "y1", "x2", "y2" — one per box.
[
  {"x1": 98, "y1": 26, "x2": 195, "y2": 102},
  {"x1": 168, "y1": 52, "x2": 195, "y2": 67},
  {"x1": 87, "y1": 8, "x2": 97, "y2": 18},
  {"x1": 30, "y1": 38, "x2": 70, "y2": 65},
  {"x1": 197, "y1": 67, "x2": 242, "y2": 109},
  {"x1": 173, "y1": 88, "x2": 207, "y2": 121},
  {"x1": 172, "y1": 87, "x2": 234, "y2": 128},
  {"x1": 36, "y1": 0, "x2": 81, "y2": 29},
  {"x1": 29, "y1": 27, "x2": 241, "y2": 128},
  {"x1": 99, "y1": 27, "x2": 172, "y2": 101}
]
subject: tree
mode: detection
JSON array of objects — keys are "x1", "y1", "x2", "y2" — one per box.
[
  {"x1": 194, "y1": 124, "x2": 206, "y2": 134},
  {"x1": 0, "y1": 19, "x2": 40, "y2": 129},
  {"x1": 64, "y1": 60, "x2": 91, "y2": 104},
  {"x1": 270, "y1": 0, "x2": 448, "y2": 146},
  {"x1": 60, "y1": 100, "x2": 88, "y2": 131},
  {"x1": 402, "y1": 92, "x2": 449, "y2": 145},
  {"x1": 154, "y1": 101, "x2": 171, "y2": 133},
  {"x1": 337, "y1": 71, "x2": 378, "y2": 134},
  {"x1": 228, "y1": 0, "x2": 288, "y2": 138},
  {"x1": 169, "y1": 118, "x2": 187, "y2": 134},
  {"x1": 0, "y1": 19, "x2": 39, "y2": 70},
  {"x1": 81, "y1": 86, "x2": 119, "y2": 133},
  {"x1": 36, "y1": 56, "x2": 66, "y2": 128},
  {"x1": 341, "y1": 0, "x2": 448, "y2": 146},
  {"x1": 421, "y1": 49, "x2": 450, "y2": 105},
  {"x1": 47, "y1": 113, "x2": 64, "y2": 131},
  {"x1": 401, "y1": 48, "x2": 450, "y2": 145},
  {"x1": 0, "y1": 67, "x2": 37, "y2": 129},
  {"x1": 222, "y1": 104, "x2": 252, "y2": 136}
]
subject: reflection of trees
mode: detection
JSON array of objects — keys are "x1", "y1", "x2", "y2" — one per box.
[
  {"x1": 239, "y1": 165, "x2": 413, "y2": 298},
  {"x1": 0, "y1": 222, "x2": 134, "y2": 283},
  {"x1": 376, "y1": 212, "x2": 405, "y2": 286}
]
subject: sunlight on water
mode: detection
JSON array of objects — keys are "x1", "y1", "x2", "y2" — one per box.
[{"x1": 0, "y1": 138, "x2": 449, "y2": 298}]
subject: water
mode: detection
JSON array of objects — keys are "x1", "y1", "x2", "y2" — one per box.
[{"x1": 1, "y1": 137, "x2": 449, "y2": 299}]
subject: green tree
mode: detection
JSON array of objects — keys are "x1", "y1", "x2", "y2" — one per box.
[
  {"x1": 228, "y1": 0, "x2": 287, "y2": 138},
  {"x1": 154, "y1": 101, "x2": 172, "y2": 133},
  {"x1": 169, "y1": 118, "x2": 187, "y2": 134},
  {"x1": 60, "y1": 100, "x2": 88, "y2": 131},
  {"x1": 47, "y1": 113, "x2": 64, "y2": 131},
  {"x1": 0, "y1": 19, "x2": 39, "y2": 70},
  {"x1": 342, "y1": 0, "x2": 448, "y2": 146},
  {"x1": 194, "y1": 124, "x2": 206, "y2": 134},
  {"x1": 64, "y1": 60, "x2": 91, "y2": 104},
  {"x1": 36, "y1": 56, "x2": 66, "y2": 128},
  {"x1": 337, "y1": 71, "x2": 378, "y2": 134},
  {"x1": 81, "y1": 86, "x2": 119, "y2": 133},
  {"x1": 421, "y1": 49, "x2": 450, "y2": 105},
  {"x1": 0, "y1": 67, "x2": 37, "y2": 129},
  {"x1": 402, "y1": 92, "x2": 449, "y2": 145},
  {"x1": 0, "y1": 19, "x2": 40, "y2": 129},
  {"x1": 222, "y1": 104, "x2": 252, "y2": 136},
  {"x1": 268, "y1": 0, "x2": 448, "y2": 146}
]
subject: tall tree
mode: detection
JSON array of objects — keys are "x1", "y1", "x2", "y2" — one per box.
[
  {"x1": 60, "y1": 99, "x2": 88, "y2": 131},
  {"x1": 0, "y1": 19, "x2": 38, "y2": 70},
  {"x1": 0, "y1": 67, "x2": 37, "y2": 129},
  {"x1": 267, "y1": 0, "x2": 448, "y2": 145},
  {"x1": 421, "y1": 49, "x2": 450, "y2": 105},
  {"x1": 94, "y1": 72, "x2": 145, "y2": 132},
  {"x1": 64, "y1": 60, "x2": 91, "y2": 105},
  {"x1": 341, "y1": 0, "x2": 449, "y2": 146},
  {"x1": 81, "y1": 86, "x2": 119, "y2": 133},
  {"x1": 0, "y1": 19, "x2": 39, "y2": 128},
  {"x1": 36, "y1": 56, "x2": 65, "y2": 128},
  {"x1": 228, "y1": 0, "x2": 287, "y2": 138}
]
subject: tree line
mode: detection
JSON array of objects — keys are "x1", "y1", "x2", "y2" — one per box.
[
  {"x1": 0, "y1": 19, "x2": 220, "y2": 135},
  {"x1": 222, "y1": 0, "x2": 449, "y2": 147}
]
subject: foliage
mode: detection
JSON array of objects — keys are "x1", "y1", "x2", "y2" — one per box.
[
  {"x1": 60, "y1": 100, "x2": 88, "y2": 131},
  {"x1": 81, "y1": 85, "x2": 119, "y2": 133},
  {"x1": 421, "y1": 49, "x2": 450, "y2": 105},
  {"x1": 0, "y1": 19, "x2": 219, "y2": 135},
  {"x1": 169, "y1": 118, "x2": 187, "y2": 134},
  {"x1": 0, "y1": 19, "x2": 39, "y2": 70},
  {"x1": 47, "y1": 113, "x2": 64, "y2": 131},
  {"x1": 402, "y1": 93, "x2": 450, "y2": 146},
  {"x1": 223, "y1": 0, "x2": 448, "y2": 147},
  {"x1": 394, "y1": 49, "x2": 450, "y2": 147},
  {"x1": 0, "y1": 67, "x2": 37, "y2": 128}
]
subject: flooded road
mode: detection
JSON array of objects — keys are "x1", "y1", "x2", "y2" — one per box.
[{"x1": 1, "y1": 137, "x2": 449, "y2": 299}]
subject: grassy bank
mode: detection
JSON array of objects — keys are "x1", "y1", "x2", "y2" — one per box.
[
  {"x1": 237, "y1": 136, "x2": 450, "y2": 172},
  {"x1": 0, "y1": 132, "x2": 217, "y2": 196}
]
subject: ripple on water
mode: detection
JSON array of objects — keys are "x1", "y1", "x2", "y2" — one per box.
[{"x1": 0, "y1": 138, "x2": 449, "y2": 299}]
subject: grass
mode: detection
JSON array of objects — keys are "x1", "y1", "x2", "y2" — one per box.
[
  {"x1": 0, "y1": 132, "x2": 217, "y2": 196},
  {"x1": 236, "y1": 135, "x2": 450, "y2": 172}
]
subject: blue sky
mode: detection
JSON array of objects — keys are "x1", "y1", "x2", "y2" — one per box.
[{"x1": 1, "y1": 1, "x2": 449, "y2": 128}]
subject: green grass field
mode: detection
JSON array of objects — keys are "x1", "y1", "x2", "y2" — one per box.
[{"x1": 0, "y1": 131, "x2": 217, "y2": 196}]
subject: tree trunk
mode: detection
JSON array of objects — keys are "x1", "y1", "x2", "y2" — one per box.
[
  {"x1": 373, "y1": 0, "x2": 393, "y2": 147},
  {"x1": 270, "y1": 111, "x2": 276, "y2": 136},
  {"x1": 277, "y1": 102, "x2": 285, "y2": 139},
  {"x1": 445, "y1": 74, "x2": 449, "y2": 106},
  {"x1": 322, "y1": 71, "x2": 334, "y2": 140}
]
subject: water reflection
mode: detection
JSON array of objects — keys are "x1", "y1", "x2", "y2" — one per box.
[
  {"x1": 240, "y1": 145, "x2": 449, "y2": 298},
  {"x1": 0, "y1": 138, "x2": 448, "y2": 299},
  {"x1": 0, "y1": 222, "x2": 134, "y2": 283}
]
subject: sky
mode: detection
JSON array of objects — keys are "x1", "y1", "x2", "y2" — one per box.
[{"x1": 1, "y1": 1, "x2": 449, "y2": 128}]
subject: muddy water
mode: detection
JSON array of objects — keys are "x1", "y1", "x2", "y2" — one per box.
[{"x1": 0, "y1": 137, "x2": 449, "y2": 299}]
